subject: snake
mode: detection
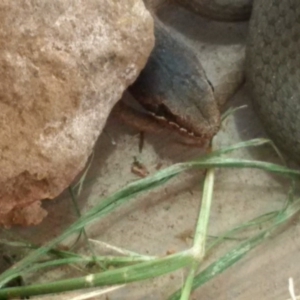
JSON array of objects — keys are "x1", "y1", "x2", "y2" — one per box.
[
  {"x1": 128, "y1": 0, "x2": 300, "y2": 162},
  {"x1": 247, "y1": 0, "x2": 300, "y2": 163}
]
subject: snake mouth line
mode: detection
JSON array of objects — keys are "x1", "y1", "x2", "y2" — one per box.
[
  {"x1": 148, "y1": 111, "x2": 198, "y2": 137},
  {"x1": 141, "y1": 102, "x2": 204, "y2": 139}
]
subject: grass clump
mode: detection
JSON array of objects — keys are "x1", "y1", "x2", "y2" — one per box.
[{"x1": 0, "y1": 138, "x2": 299, "y2": 300}]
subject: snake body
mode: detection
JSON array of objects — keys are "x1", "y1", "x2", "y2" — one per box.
[
  {"x1": 247, "y1": 0, "x2": 300, "y2": 162},
  {"x1": 175, "y1": 0, "x2": 252, "y2": 21}
]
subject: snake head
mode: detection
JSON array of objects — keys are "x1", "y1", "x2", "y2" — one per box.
[{"x1": 129, "y1": 19, "x2": 220, "y2": 144}]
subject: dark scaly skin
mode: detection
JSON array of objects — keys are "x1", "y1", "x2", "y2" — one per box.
[
  {"x1": 247, "y1": 0, "x2": 300, "y2": 162},
  {"x1": 129, "y1": 18, "x2": 220, "y2": 143},
  {"x1": 144, "y1": 0, "x2": 252, "y2": 21},
  {"x1": 176, "y1": 0, "x2": 252, "y2": 21},
  {"x1": 128, "y1": 0, "x2": 251, "y2": 145}
]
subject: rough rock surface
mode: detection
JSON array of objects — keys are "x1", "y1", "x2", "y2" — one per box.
[{"x1": 0, "y1": 0, "x2": 154, "y2": 226}]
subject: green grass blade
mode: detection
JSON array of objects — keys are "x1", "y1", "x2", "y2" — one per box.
[
  {"x1": 206, "y1": 210, "x2": 279, "y2": 252},
  {"x1": 25, "y1": 254, "x2": 156, "y2": 275},
  {"x1": 0, "y1": 251, "x2": 193, "y2": 299},
  {"x1": 180, "y1": 168, "x2": 215, "y2": 300},
  {"x1": 0, "y1": 165, "x2": 182, "y2": 287},
  {"x1": 168, "y1": 198, "x2": 300, "y2": 300},
  {"x1": 221, "y1": 105, "x2": 247, "y2": 122},
  {"x1": 0, "y1": 140, "x2": 298, "y2": 288},
  {"x1": 204, "y1": 138, "x2": 271, "y2": 158}
]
